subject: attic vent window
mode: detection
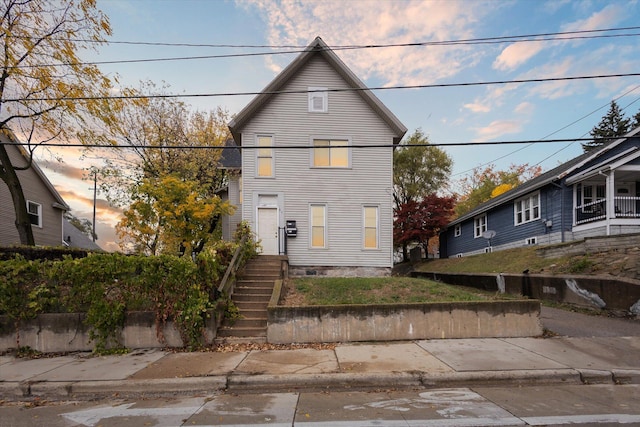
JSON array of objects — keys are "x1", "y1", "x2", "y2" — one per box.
[{"x1": 308, "y1": 87, "x2": 328, "y2": 112}]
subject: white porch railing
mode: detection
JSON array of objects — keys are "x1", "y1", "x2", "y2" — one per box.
[{"x1": 575, "y1": 196, "x2": 640, "y2": 225}]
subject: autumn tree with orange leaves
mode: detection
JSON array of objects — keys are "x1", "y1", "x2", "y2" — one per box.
[{"x1": 454, "y1": 164, "x2": 542, "y2": 217}]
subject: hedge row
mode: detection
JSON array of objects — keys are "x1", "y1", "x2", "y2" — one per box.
[{"x1": 0, "y1": 226, "x2": 259, "y2": 352}]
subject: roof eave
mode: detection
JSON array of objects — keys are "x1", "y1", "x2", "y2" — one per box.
[{"x1": 2, "y1": 128, "x2": 69, "y2": 210}]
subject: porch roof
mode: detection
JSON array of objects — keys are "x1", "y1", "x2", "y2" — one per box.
[{"x1": 446, "y1": 125, "x2": 640, "y2": 228}]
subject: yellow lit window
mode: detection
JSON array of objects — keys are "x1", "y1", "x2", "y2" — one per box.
[
  {"x1": 364, "y1": 206, "x2": 378, "y2": 249},
  {"x1": 257, "y1": 136, "x2": 273, "y2": 177},
  {"x1": 310, "y1": 204, "x2": 326, "y2": 248},
  {"x1": 313, "y1": 139, "x2": 348, "y2": 167}
]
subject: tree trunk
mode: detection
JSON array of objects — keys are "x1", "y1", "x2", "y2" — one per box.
[{"x1": 0, "y1": 144, "x2": 35, "y2": 245}]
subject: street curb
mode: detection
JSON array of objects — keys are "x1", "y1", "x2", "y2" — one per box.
[
  {"x1": 577, "y1": 369, "x2": 614, "y2": 384},
  {"x1": 420, "y1": 369, "x2": 582, "y2": 388},
  {"x1": 226, "y1": 372, "x2": 423, "y2": 392},
  {"x1": 69, "y1": 377, "x2": 228, "y2": 399},
  {"x1": 3, "y1": 368, "x2": 640, "y2": 401},
  {"x1": 612, "y1": 369, "x2": 640, "y2": 384}
]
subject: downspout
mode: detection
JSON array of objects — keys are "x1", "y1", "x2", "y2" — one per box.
[{"x1": 551, "y1": 181, "x2": 565, "y2": 243}]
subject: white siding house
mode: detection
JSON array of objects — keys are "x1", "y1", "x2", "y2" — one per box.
[{"x1": 227, "y1": 37, "x2": 407, "y2": 276}]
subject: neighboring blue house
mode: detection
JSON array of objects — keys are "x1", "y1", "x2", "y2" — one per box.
[{"x1": 439, "y1": 127, "x2": 640, "y2": 258}]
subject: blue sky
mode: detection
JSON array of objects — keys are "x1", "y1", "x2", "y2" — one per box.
[{"x1": 39, "y1": 0, "x2": 640, "y2": 250}]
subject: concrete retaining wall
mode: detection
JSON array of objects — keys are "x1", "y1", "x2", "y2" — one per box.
[
  {"x1": 412, "y1": 271, "x2": 640, "y2": 314},
  {"x1": 267, "y1": 300, "x2": 542, "y2": 344},
  {"x1": 536, "y1": 233, "x2": 640, "y2": 258},
  {"x1": 0, "y1": 310, "x2": 219, "y2": 353}
]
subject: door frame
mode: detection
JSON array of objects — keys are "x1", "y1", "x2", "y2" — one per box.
[{"x1": 256, "y1": 205, "x2": 279, "y2": 255}]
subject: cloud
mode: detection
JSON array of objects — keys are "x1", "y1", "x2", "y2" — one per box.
[
  {"x1": 463, "y1": 102, "x2": 491, "y2": 113},
  {"x1": 493, "y1": 3, "x2": 625, "y2": 73},
  {"x1": 515, "y1": 102, "x2": 534, "y2": 115},
  {"x1": 493, "y1": 41, "x2": 546, "y2": 72},
  {"x1": 239, "y1": 0, "x2": 490, "y2": 86},
  {"x1": 39, "y1": 160, "x2": 87, "y2": 180},
  {"x1": 473, "y1": 120, "x2": 523, "y2": 141},
  {"x1": 561, "y1": 3, "x2": 625, "y2": 32}
]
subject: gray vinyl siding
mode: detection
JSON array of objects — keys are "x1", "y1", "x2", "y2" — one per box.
[
  {"x1": 239, "y1": 55, "x2": 395, "y2": 268},
  {"x1": 0, "y1": 144, "x2": 64, "y2": 247},
  {"x1": 226, "y1": 176, "x2": 242, "y2": 240}
]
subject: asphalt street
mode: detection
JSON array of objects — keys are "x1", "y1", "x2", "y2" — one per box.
[
  {"x1": 540, "y1": 305, "x2": 640, "y2": 337},
  {"x1": 1, "y1": 384, "x2": 639, "y2": 426}
]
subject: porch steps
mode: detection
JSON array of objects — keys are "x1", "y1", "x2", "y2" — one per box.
[{"x1": 216, "y1": 255, "x2": 284, "y2": 344}]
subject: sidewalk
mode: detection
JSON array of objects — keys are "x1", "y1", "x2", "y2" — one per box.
[{"x1": 1, "y1": 336, "x2": 639, "y2": 400}]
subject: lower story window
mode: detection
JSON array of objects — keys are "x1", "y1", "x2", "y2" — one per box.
[
  {"x1": 27, "y1": 201, "x2": 42, "y2": 227},
  {"x1": 363, "y1": 206, "x2": 378, "y2": 249},
  {"x1": 310, "y1": 204, "x2": 326, "y2": 248},
  {"x1": 474, "y1": 214, "x2": 487, "y2": 238}
]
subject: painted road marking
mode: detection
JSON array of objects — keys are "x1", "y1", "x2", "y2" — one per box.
[{"x1": 62, "y1": 403, "x2": 203, "y2": 427}]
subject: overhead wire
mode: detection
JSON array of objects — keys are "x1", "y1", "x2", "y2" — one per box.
[
  {"x1": 5, "y1": 25, "x2": 640, "y2": 180},
  {"x1": 6, "y1": 72, "x2": 640, "y2": 102},
  {"x1": 452, "y1": 83, "x2": 640, "y2": 179},
  {"x1": 5, "y1": 137, "x2": 622, "y2": 150},
  {"x1": 6, "y1": 26, "x2": 640, "y2": 69}
]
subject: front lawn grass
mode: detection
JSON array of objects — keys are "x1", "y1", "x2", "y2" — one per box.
[{"x1": 286, "y1": 276, "x2": 520, "y2": 306}]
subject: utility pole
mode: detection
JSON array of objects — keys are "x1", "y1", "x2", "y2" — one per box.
[{"x1": 89, "y1": 168, "x2": 97, "y2": 242}]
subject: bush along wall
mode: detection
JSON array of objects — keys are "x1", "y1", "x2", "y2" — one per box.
[{"x1": 0, "y1": 229, "x2": 259, "y2": 354}]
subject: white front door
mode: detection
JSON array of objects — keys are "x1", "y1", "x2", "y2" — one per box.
[{"x1": 257, "y1": 207, "x2": 279, "y2": 255}]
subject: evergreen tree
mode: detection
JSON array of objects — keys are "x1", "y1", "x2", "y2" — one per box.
[
  {"x1": 632, "y1": 110, "x2": 640, "y2": 129},
  {"x1": 583, "y1": 101, "x2": 630, "y2": 152}
]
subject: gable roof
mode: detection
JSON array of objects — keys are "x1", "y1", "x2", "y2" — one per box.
[
  {"x1": 1, "y1": 127, "x2": 69, "y2": 211},
  {"x1": 228, "y1": 37, "x2": 407, "y2": 144},
  {"x1": 63, "y1": 218, "x2": 101, "y2": 250},
  {"x1": 448, "y1": 126, "x2": 640, "y2": 227}
]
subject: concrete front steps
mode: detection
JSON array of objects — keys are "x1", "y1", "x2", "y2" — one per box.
[{"x1": 216, "y1": 255, "x2": 284, "y2": 344}]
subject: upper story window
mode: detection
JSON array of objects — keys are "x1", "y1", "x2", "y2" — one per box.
[
  {"x1": 514, "y1": 192, "x2": 540, "y2": 225},
  {"x1": 308, "y1": 87, "x2": 328, "y2": 113},
  {"x1": 256, "y1": 135, "x2": 274, "y2": 178},
  {"x1": 27, "y1": 201, "x2": 42, "y2": 228},
  {"x1": 312, "y1": 139, "x2": 349, "y2": 168},
  {"x1": 454, "y1": 224, "x2": 461, "y2": 237},
  {"x1": 363, "y1": 206, "x2": 379, "y2": 249},
  {"x1": 474, "y1": 214, "x2": 487, "y2": 238}
]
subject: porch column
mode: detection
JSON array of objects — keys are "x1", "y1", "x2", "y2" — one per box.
[{"x1": 606, "y1": 170, "x2": 615, "y2": 235}]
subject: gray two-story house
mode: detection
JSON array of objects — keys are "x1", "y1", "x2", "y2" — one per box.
[
  {"x1": 225, "y1": 37, "x2": 407, "y2": 276},
  {"x1": 0, "y1": 129, "x2": 69, "y2": 247},
  {"x1": 440, "y1": 127, "x2": 640, "y2": 258}
]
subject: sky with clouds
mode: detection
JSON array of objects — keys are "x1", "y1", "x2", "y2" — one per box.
[{"x1": 33, "y1": 0, "x2": 640, "y2": 251}]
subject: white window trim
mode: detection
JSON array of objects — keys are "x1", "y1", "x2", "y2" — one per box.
[
  {"x1": 310, "y1": 136, "x2": 351, "y2": 168},
  {"x1": 309, "y1": 203, "x2": 327, "y2": 249},
  {"x1": 514, "y1": 192, "x2": 541, "y2": 226},
  {"x1": 256, "y1": 134, "x2": 274, "y2": 178},
  {"x1": 308, "y1": 87, "x2": 328, "y2": 113},
  {"x1": 474, "y1": 214, "x2": 487, "y2": 238},
  {"x1": 27, "y1": 200, "x2": 42, "y2": 228},
  {"x1": 454, "y1": 224, "x2": 461, "y2": 237},
  {"x1": 363, "y1": 205, "x2": 379, "y2": 250}
]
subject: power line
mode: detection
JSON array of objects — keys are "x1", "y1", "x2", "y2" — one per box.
[
  {"x1": 7, "y1": 72, "x2": 640, "y2": 103},
  {"x1": 451, "y1": 83, "x2": 640, "y2": 178},
  {"x1": 8, "y1": 25, "x2": 640, "y2": 49},
  {"x1": 4, "y1": 137, "x2": 622, "y2": 150},
  {"x1": 6, "y1": 26, "x2": 640, "y2": 69}
]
